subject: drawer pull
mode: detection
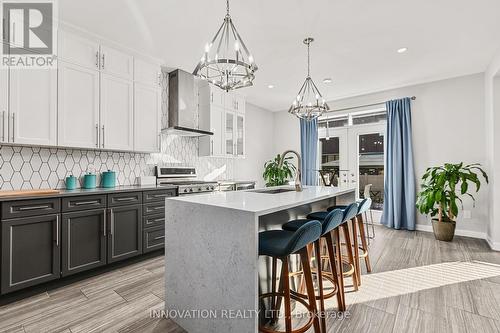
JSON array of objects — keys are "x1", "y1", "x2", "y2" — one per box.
[
  {"x1": 114, "y1": 197, "x2": 137, "y2": 202},
  {"x1": 148, "y1": 206, "x2": 164, "y2": 212},
  {"x1": 74, "y1": 200, "x2": 100, "y2": 206},
  {"x1": 17, "y1": 205, "x2": 51, "y2": 211},
  {"x1": 151, "y1": 193, "x2": 171, "y2": 199},
  {"x1": 153, "y1": 235, "x2": 165, "y2": 240}
]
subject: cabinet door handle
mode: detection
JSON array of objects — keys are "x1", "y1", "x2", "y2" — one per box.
[
  {"x1": 153, "y1": 235, "x2": 165, "y2": 241},
  {"x1": 101, "y1": 53, "x2": 105, "y2": 70},
  {"x1": 101, "y1": 125, "x2": 105, "y2": 148},
  {"x1": 1, "y1": 110, "x2": 5, "y2": 142},
  {"x1": 103, "y1": 209, "x2": 107, "y2": 237},
  {"x1": 95, "y1": 51, "x2": 99, "y2": 68},
  {"x1": 109, "y1": 209, "x2": 114, "y2": 235},
  {"x1": 11, "y1": 112, "x2": 14, "y2": 142},
  {"x1": 210, "y1": 140, "x2": 214, "y2": 155},
  {"x1": 18, "y1": 204, "x2": 51, "y2": 211},
  {"x1": 55, "y1": 215, "x2": 59, "y2": 247},
  {"x1": 95, "y1": 124, "x2": 99, "y2": 147},
  {"x1": 152, "y1": 193, "x2": 170, "y2": 199}
]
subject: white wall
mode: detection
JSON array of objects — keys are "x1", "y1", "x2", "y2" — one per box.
[
  {"x1": 273, "y1": 74, "x2": 489, "y2": 237},
  {"x1": 234, "y1": 103, "x2": 275, "y2": 188},
  {"x1": 485, "y1": 51, "x2": 500, "y2": 250}
]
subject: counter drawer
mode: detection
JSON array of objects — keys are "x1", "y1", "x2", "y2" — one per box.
[
  {"x1": 143, "y1": 226, "x2": 164, "y2": 253},
  {"x1": 108, "y1": 192, "x2": 142, "y2": 207},
  {"x1": 143, "y1": 202, "x2": 165, "y2": 216},
  {"x1": 62, "y1": 195, "x2": 106, "y2": 212},
  {"x1": 143, "y1": 214, "x2": 165, "y2": 228},
  {"x1": 143, "y1": 189, "x2": 177, "y2": 203},
  {"x1": 1, "y1": 198, "x2": 60, "y2": 219}
]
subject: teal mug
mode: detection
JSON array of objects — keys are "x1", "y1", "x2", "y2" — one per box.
[{"x1": 65, "y1": 175, "x2": 77, "y2": 190}]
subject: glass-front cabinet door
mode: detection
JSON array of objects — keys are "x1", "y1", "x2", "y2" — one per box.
[
  {"x1": 236, "y1": 114, "x2": 245, "y2": 157},
  {"x1": 225, "y1": 111, "x2": 235, "y2": 156}
]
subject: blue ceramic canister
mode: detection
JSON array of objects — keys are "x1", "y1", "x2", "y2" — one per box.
[
  {"x1": 101, "y1": 170, "x2": 116, "y2": 188},
  {"x1": 82, "y1": 172, "x2": 97, "y2": 189},
  {"x1": 65, "y1": 175, "x2": 77, "y2": 190}
]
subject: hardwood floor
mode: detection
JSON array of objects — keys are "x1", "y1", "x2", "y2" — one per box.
[{"x1": 0, "y1": 225, "x2": 499, "y2": 333}]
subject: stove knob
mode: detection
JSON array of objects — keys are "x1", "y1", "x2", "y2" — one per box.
[
  {"x1": 183, "y1": 189, "x2": 188, "y2": 193},
  {"x1": 206, "y1": 186, "x2": 210, "y2": 190},
  {"x1": 189, "y1": 188, "x2": 193, "y2": 192},
  {"x1": 198, "y1": 187, "x2": 203, "y2": 192}
]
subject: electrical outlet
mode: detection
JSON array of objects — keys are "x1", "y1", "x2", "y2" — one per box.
[{"x1": 463, "y1": 210, "x2": 472, "y2": 219}]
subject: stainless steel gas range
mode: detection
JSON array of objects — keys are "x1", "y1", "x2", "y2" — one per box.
[{"x1": 155, "y1": 166, "x2": 218, "y2": 195}]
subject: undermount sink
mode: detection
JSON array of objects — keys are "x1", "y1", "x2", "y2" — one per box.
[{"x1": 250, "y1": 188, "x2": 297, "y2": 194}]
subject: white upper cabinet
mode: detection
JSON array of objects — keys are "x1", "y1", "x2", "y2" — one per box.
[
  {"x1": 0, "y1": 68, "x2": 7, "y2": 143},
  {"x1": 9, "y1": 68, "x2": 57, "y2": 146},
  {"x1": 227, "y1": 92, "x2": 245, "y2": 114},
  {"x1": 58, "y1": 60, "x2": 100, "y2": 149},
  {"x1": 134, "y1": 58, "x2": 161, "y2": 86},
  {"x1": 100, "y1": 73, "x2": 134, "y2": 151},
  {"x1": 134, "y1": 83, "x2": 161, "y2": 152},
  {"x1": 59, "y1": 31, "x2": 100, "y2": 70},
  {"x1": 100, "y1": 45, "x2": 134, "y2": 80}
]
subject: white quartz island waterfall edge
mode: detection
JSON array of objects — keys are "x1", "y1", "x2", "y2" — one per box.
[{"x1": 164, "y1": 186, "x2": 356, "y2": 333}]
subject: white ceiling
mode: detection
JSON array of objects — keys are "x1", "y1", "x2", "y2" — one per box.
[{"x1": 59, "y1": 0, "x2": 500, "y2": 111}]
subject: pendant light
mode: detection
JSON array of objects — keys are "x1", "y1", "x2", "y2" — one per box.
[
  {"x1": 193, "y1": 0, "x2": 258, "y2": 92},
  {"x1": 289, "y1": 37, "x2": 329, "y2": 120}
]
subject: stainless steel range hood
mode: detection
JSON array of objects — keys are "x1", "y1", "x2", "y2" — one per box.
[{"x1": 163, "y1": 69, "x2": 213, "y2": 137}]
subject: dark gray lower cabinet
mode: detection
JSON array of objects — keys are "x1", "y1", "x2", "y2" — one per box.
[
  {"x1": 1, "y1": 214, "x2": 60, "y2": 294},
  {"x1": 108, "y1": 205, "x2": 142, "y2": 263},
  {"x1": 143, "y1": 225, "x2": 165, "y2": 253},
  {"x1": 61, "y1": 209, "x2": 107, "y2": 276}
]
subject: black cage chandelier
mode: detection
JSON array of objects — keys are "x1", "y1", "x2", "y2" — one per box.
[
  {"x1": 193, "y1": 0, "x2": 258, "y2": 92},
  {"x1": 289, "y1": 38, "x2": 329, "y2": 120}
]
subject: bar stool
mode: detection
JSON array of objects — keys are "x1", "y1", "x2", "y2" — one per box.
[
  {"x1": 327, "y1": 199, "x2": 373, "y2": 284},
  {"x1": 281, "y1": 209, "x2": 345, "y2": 333},
  {"x1": 307, "y1": 203, "x2": 360, "y2": 291},
  {"x1": 259, "y1": 220, "x2": 322, "y2": 333}
]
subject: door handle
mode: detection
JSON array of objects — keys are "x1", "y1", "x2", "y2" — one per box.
[
  {"x1": 95, "y1": 124, "x2": 99, "y2": 147},
  {"x1": 11, "y1": 112, "x2": 14, "y2": 142},
  {"x1": 1, "y1": 110, "x2": 4, "y2": 142},
  {"x1": 101, "y1": 53, "x2": 105, "y2": 70},
  {"x1": 210, "y1": 140, "x2": 214, "y2": 155},
  {"x1": 114, "y1": 197, "x2": 136, "y2": 202},
  {"x1": 101, "y1": 125, "x2": 105, "y2": 148},
  {"x1": 103, "y1": 209, "x2": 107, "y2": 237},
  {"x1": 55, "y1": 215, "x2": 60, "y2": 247},
  {"x1": 109, "y1": 208, "x2": 114, "y2": 235},
  {"x1": 95, "y1": 51, "x2": 99, "y2": 68},
  {"x1": 153, "y1": 235, "x2": 165, "y2": 241}
]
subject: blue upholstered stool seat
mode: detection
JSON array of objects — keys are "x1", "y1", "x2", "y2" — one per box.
[
  {"x1": 327, "y1": 205, "x2": 347, "y2": 212},
  {"x1": 306, "y1": 211, "x2": 329, "y2": 221},
  {"x1": 259, "y1": 220, "x2": 322, "y2": 258},
  {"x1": 283, "y1": 209, "x2": 344, "y2": 236}
]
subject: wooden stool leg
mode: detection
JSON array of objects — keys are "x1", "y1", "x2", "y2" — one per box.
[
  {"x1": 326, "y1": 231, "x2": 345, "y2": 311},
  {"x1": 300, "y1": 248, "x2": 321, "y2": 333},
  {"x1": 273, "y1": 261, "x2": 287, "y2": 324},
  {"x1": 334, "y1": 228, "x2": 346, "y2": 310},
  {"x1": 342, "y1": 223, "x2": 359, "y2": 291},
  {"x1": 357, "y1": 214, "x2": 372, "y2": 273},
  {"x1": 270, "y1": 257, "x2": 277, "y2": 322},
  {"x1": 314, "y1": 240, "x2": 326, "y2": 333},
  {"x1": 351, "y1": 217, "x2": 361, "y2": 286},
  {"x1": 282, "y1": 258, "x2": 292, "y2": 332}
]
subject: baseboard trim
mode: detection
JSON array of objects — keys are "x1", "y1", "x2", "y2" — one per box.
[
  {"x1": 415, "y1": 224, "x2": 487, "y2": 240},
  {"x1": 486, "y1": 237, "x2": 500, "y2": 251}
]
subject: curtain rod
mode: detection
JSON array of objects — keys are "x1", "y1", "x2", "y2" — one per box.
[{"x1": 325, "y1": 96, "x2": 416, "y2": 114}]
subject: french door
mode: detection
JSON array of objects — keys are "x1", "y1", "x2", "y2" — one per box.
[{"x1": 319, "y1": 123, "x2": 385, "y2": 209}]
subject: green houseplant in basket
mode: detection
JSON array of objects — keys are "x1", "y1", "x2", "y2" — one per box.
[
  {"x1": 263, "y1": 154, "x2": 296, "y2": 187},
  {"x1": 416, "y1": 163, "x2": 488, "y2": 241}
]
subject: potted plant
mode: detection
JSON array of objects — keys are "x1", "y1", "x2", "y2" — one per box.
[
  {"x1": 416, "y1": 163, "x2": 488, "y2": 241},
  {"x1": 263, "y1": 154, "x2": 296, "y2": 187}
]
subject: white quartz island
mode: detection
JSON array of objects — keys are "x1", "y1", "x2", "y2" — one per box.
[{"x1": 164, "y1": 186, "x2": 356, "y2": 333}]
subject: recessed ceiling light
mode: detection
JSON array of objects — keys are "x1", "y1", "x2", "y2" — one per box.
[
  {"x1": 397, "y1": 47, "x2": 408, "y2": 53},
  {"x1": 267, "y1": 84, "x2": 275, "y2": 89},
  {"x1": 323, "y1": 78, "x2": 333, "y2": 84}
]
